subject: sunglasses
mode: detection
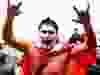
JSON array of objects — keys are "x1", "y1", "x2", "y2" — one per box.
[{"x1": 40, "y1": 30, "x2": 55, "y2": 34}]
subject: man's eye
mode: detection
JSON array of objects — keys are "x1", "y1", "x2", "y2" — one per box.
[
  {"x1": 49, "y1": 31, "x2": 54, "y2": 34},
  {"x1": 41, "y1": 31, "x2": 47, "y2": 34}
]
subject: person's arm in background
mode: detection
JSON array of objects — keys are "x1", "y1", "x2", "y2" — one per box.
[
  {"x1": 16, "y1": 38, "x2": 32, "y2": 49},
  {"x1": 71, "y1": 1, "x2": 96, "y2": 56},
  {"x1": 1, "y1": 16, "x2": 32, "y2": 49},
  {"x1": 7, "y1": 0, "x2": 32, "y2": 49},
  {"x1": 72, "y1": 2, "x2": 96, "y2": 48},
  {"x1": 4, "y1": 5, "x2": 32, "y2": 49},
  {"x1": 65, "y1": 1, "x2": 96, "y2": 75},
  {"x1": 0, "y1": 17, "x2": 7, "y2": 43},
  {"x1": 5, "y1": 4, "x2": 32, "y2": 75}
]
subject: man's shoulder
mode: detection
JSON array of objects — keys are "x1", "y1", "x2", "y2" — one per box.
[{"x1": 32, "y1": 40, "x2": 41, "y2": 48}]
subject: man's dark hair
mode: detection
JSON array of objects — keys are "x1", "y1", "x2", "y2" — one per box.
[{"x1": 38, "y1": 17, "x2": 59, "y2": 32}]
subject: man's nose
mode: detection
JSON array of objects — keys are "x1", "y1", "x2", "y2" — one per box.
[{"x1": 45, "y1": 33, "x2": 49, "y2": 37}]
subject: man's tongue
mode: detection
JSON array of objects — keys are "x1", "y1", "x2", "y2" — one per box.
[{"x1": 43, "y1": 40, "x2": 52, "y2": 45}]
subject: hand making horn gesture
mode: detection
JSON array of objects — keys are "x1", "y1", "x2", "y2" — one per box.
[{"x1": 65, "y1": 1, "x2": 96, "y2": 75}]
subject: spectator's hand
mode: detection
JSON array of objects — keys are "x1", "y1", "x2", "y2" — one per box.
[{"x1": 72, "y1": 3, "x2": 90, "y2": 24}]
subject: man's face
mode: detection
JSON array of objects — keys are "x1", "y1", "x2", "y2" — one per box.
[{"x1": 39, "y1": 24, "x2": 57, "y2": 42}]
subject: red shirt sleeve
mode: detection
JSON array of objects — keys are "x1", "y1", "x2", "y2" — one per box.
[
  {"x1": 80, "y1": 48, "x2": 96, "y2": 64},
  {"x1": 22, "y1": 52, "x2": 33, "y2": 75}
]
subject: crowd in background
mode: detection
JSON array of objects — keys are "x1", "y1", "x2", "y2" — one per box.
[{"x1": 0, "y1": 0, "x2": 98, "y2": 75}]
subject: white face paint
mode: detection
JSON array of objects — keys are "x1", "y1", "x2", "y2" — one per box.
[{"x1": 39, "y1": 24, "x2": 57, "y2": 41}]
